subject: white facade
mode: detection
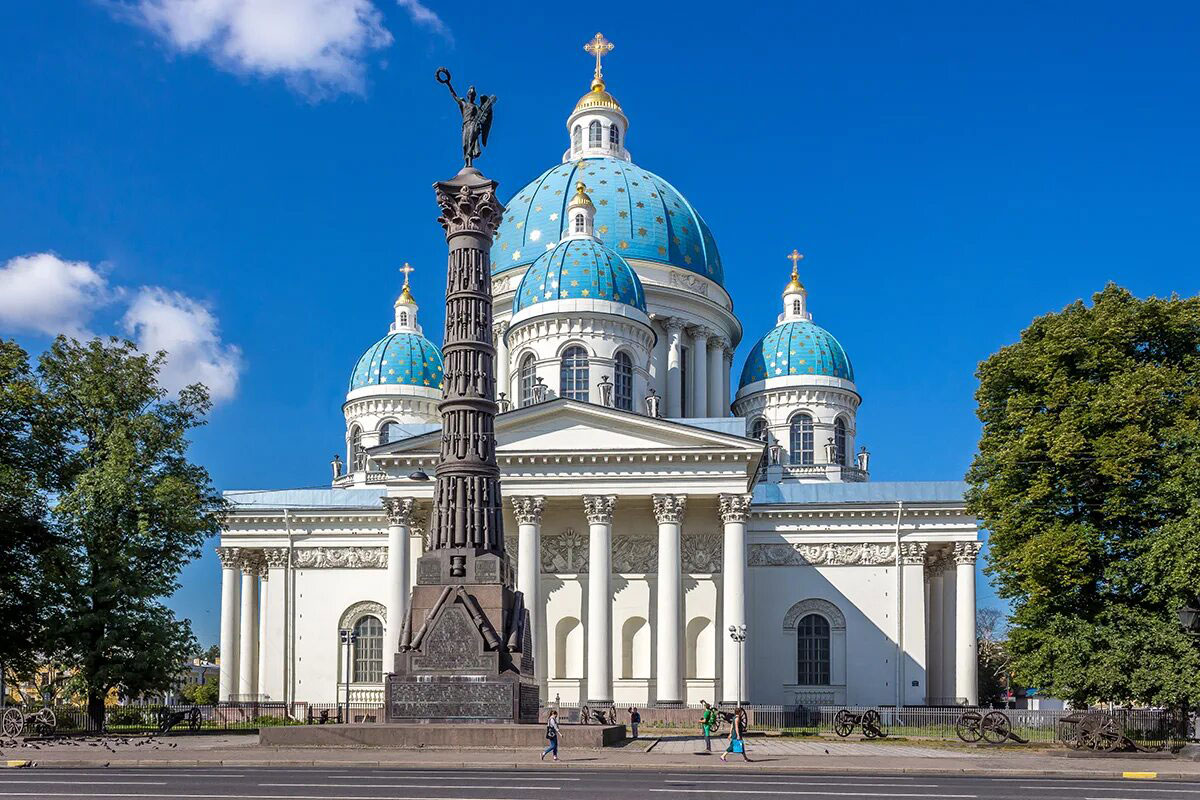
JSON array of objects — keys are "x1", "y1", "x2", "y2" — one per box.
[{"x1": 216, "y1": 42, "x2": 982, "y2": 710}]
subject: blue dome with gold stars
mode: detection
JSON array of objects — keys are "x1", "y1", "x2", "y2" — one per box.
[
  {"x1": 739, "y1": 320, "x2": 854, "y2": 388},
  {"x1": 514, "y1": 238, "x2": 646, "y2": 313},
  {"x1": 349, "y1": 332, "x2": 443, "y2": 392},
  {"x1": 492, "y1": 157, "x2": 724, "y2": 286}
]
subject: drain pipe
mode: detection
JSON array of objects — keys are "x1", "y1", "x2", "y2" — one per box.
[
  {"x1": 894, "y1": 500, "x2": 904, "y2": 711},
  {"x1": 283, "y1": 508, "x2": 294, "y2": 715}
]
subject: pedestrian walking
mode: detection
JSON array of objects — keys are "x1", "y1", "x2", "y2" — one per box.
[
  {"x1": 542, "y1": 709, "x2": 560, "y2": 761},
  {"x1": 720, "y1": 706, "x2": 750, "y2": 762},
  {"x1": 700, "y1": 700, "x2": 718, "y2": 752},
  {"x1": 629, "y1": 707, "x2": 641, "y2": 739}
]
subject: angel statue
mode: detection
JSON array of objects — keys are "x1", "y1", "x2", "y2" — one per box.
[{"x1": 436, "y1": 67, "x2": 495, "y2": 168}]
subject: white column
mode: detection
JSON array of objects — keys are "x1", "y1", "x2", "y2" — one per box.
[
  {"x1": 260, "y1": 548, "x2": 288, "y2": 702},
  {"x1": 708, "y1": 337, "x2": 726, "y2": 418},
  {"x1": 654, "y1": 494, "x2": 686, "y2": 705},
  {"x1": 940, "y1": 554, "x2": 958, "y2": 702},
  {"x1": 238, "y1": 552, "x2": 260, "y2": 700},
  {"x1": 585, "y1": 495, "x2": 616, "y2": 704},
  {"x1": 954, "y1": 542, "x2": 981, "y2": 706},
  {"x1": 722, "y1": 348, "x2": 734, "y2": 417},
  {"x1": 256, "y1": 562, "x2": 269, "y2": 699},
  {"x1": 719, "y1": 494, "x2": 751, "y2": 704},
  {"x1": 217, "y1": 548, "x2": 240, "y2": 702},
  {"x1": 494, "y1": 322, "x2": 510, "y2": 406},
  {"x1": 383, "y1": 497, "x2": 418, "y2": 661},
  {"x1": 665, "y1": 318, "x2": 684, "y2": 418},
  {"x1": 926, "y1": 557, "x2": 943, "y2": 703},
  {"x1": 901, "y1": 543, "x2": 928, "y2": 706},
  {"x1": 511, "y1": 496, "x2": 545, "y2": 688},
  {"x1": 690, "y1": 327, "x2": 710, "y2": 418}
]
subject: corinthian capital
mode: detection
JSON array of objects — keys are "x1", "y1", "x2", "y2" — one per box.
[
  {"x1": 493, "y1": 321, "x2": 509, "y2": 339},
  {"x1": 583, "y1": 495, "x2": 617, "y2": 524},
  {"x1": 238, "y1": 549, "x2": 264, "y2": 573},
  {"x1": 665, "y1": 316, "x2": 686, "y2": 334},
  {"x1": 434, "y1": 179, "x2": 503, "y2": 238},
  {"x1": 953, "y1": 541, "x2": 982, "y2": 566},
  {"x1": 718, "y1": 493, "x2": 753, "y2": 524},
  {"x1": 653, "y1": 494, "x2": 687, "y2": 525},
  {"x1": 216, "y1": 547, "x2": 241, "y2": 569},
  {"x1": 900, "y1": 542, "x2": 928, "y2": 565},
  {"x1": 262, "y1": 547, "x2": 290, "y2": 569},
  {"x1": 510, "y1": 496, "x2": 545, "y2": 525},
  {"x1": 383, "y1": 496, "x2": 420, "y2": 527}
]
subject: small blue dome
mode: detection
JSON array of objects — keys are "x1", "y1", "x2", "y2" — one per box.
[
  {"x1": 349, "y1": 332, "x2": 443, "y2": 392},
  {"x1": 739, "y1": 320, "x2": 854, "y2": 388},
  {"x1": 514, "y1": 239, "x2": 647, "y2": 313},
  {"x1": 492, "y1": 156, "x2": 724, "y2": 286}
]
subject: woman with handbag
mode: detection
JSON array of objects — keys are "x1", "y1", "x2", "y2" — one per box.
[
  {"x1": 542, "y1": 709, "x2": 561, "y2": 762},
  {"x1": 720, "y1": 706, "x2": 750, "y2": 762}
]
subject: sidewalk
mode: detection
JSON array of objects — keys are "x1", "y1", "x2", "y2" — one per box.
[{"x1": 3, "y1": 734, "x2": 1199, "y2": 779}]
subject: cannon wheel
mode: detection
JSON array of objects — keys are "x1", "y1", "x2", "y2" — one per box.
[
  {"x1": 981, "y1": 711, "x2": 1011, "y2": 744},
  {"x1": 188, "y1": 707, "x2": 202, "y2": 732},
  {"x1": 37, "y1": 708, "x2": 55, "y2": 735},
  {"x1": 1, "y1": 708, "x2": 23, "y2": 738},
  {"x1": 862, "y1": 708, "x2": 883, "y2": 739},
  {"x1": 1077, "y1": 714, "x2": 1103, "y2": 751},
  {"x1": 956, "y1": 710, "x2": 984, "y2": 742},
  {"x1": 833, "y1": 709, "x2": 855, "y2": 738},
  {"x1": 1090, "y1": 716, "x2": 1123, "y2": 752}
]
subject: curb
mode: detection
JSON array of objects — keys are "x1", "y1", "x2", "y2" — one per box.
[{"x1": 1, "y1": 761, "x2": 32, "y2": 769}]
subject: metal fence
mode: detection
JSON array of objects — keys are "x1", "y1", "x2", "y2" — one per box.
[{"x1": 2, "y1": 702, "x2": 387, "y2": 736}]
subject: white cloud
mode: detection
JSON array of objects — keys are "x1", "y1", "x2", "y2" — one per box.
[
  {"x1": 127, "y1": 0, "x2": 395, "y2": 96},
  {"x1": 0, "y1": 253, "x2": 112, "y2": 338},
  {"x1": 396, "y1": 0, "x2": 450, "y2": 40},
  {"x1": 121, "y1": 287, "x2": 243, "y2": 403}
]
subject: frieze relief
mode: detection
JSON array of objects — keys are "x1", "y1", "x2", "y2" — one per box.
[
  {"x1": 748, "y1": 542, "x2": 897, "y2": 567},
  {"x1": 612, "y1": 535, "x2": 657, "y2": 573},
  {"x1": 668, "y1": 270, "x2": 710, "y2": 297},
  {"x1": 682, "y1": 534, "x2": 723, "y2": 574},
  {"x1": 540, "y1": 529, "x2": 588, "y2": 573},
  {"x1": 292, "y1": 546, "x2": 388, "y2": 569}
]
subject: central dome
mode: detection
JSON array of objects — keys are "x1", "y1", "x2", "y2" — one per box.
[{"x1": 491, "y1": 157, "x2": 724, "y2": 286}]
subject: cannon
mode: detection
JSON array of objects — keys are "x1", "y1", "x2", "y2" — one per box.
[
  {"x1": 1057, "y1": 710, "x2": 1160, "y2": 752},
  {"x1": 955, "y1": 710, "x2": 1027, "y2": 744},
  {"x1": 833, "y1": 708, "x2": 886, "y2": 739},
  {"x1": 156, "y1": 706, "x2": 201, "y2": 734},
  {"x1": 1, "y1": 706, "x2": 56, "y2": 738},
  {"x1": 579, "y1": 705, "x2": 615, "y2": 725}
]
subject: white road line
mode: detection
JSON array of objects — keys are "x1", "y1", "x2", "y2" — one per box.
[
  {"x1": 0, "y1": 782, "x2": 168, "y2": 786},
  {"x1": 667, "y1": 782, "x2": 939, "y2": 788},
  {"x1": 326, "y1": 774, "x2": 579, "y2": 781},
  {"x1": 259, "y1": 783, "x2": 561, "y2": 790},
  {"x1": 661, "y1": 774, "x2": 922, "y2": 780},
  {"x1": 1027, "y1": 790, "x2": 1200, "y2": 795},
  {"x1": 0, "y1": 794, "x2": 545, "y2": 800},
  {"x1": 649, "y1": 791, "x2": 975, "y2": 798}
]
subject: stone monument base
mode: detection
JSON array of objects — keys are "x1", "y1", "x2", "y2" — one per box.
[{"x1": 259, "y1": 723, "x2": 625, "y2": 749}]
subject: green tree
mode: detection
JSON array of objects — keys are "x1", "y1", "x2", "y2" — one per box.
[
  {"x1": 36, "y1": 337, "x2": 225, "y2": 727},
  {"x1": 967, "y1": 285, "x2": 1200, "y2": 706},
  {"x1": 976, "y1": 607, "x2": 1009, "y2": 707},
  {"x1": 198, "y1": 644, "x2": 220, "y2": 664},
  {"x1": 0, "y1": 340, "x2": 55, "y2": 681},
  {"x1": 181, "y1": 673, "x2": 219, "y2": 705}
]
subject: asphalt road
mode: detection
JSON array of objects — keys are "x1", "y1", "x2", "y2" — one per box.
[{"x1": 1, "y1": 768, "x2": 1199, "y2": 800}]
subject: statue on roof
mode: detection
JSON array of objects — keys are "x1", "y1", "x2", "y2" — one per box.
[{"x1": 436, "y1": 67, "x2": 495, "y2": 168}]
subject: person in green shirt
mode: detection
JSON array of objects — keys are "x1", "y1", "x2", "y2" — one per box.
[{"x1": 700, "y1": 701, "x2": 718, "y2": 752}]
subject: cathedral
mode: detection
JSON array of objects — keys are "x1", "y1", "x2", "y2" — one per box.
[{"x1": 216, "y1": 37, "x2": 981, "y2": 712}]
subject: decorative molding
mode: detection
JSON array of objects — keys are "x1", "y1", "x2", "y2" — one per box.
[
  {"x1": 612, "y1": 535, "x2": 657, "y2": 573},
  {"x1": 900, "y1": 542, "x2": 928, "y2": 565},
  {"x1": 339, "y1": 600, "x2": 386, "y2": 629},
  {"x1": 748, "y1": 542, "x2": 896, "y2": 567},
  {"x1": 491, "y1": 274, "x2": 513, "y2": 294},
  {"x1": 953, "y1": 541, "x2": 982, "y2": 566},
  {"x1": 262, "y1": 548, "x2": 289, "y2": 569},
  {"x1": 383, "y1": 497, "x2": 420, "y2": 527},
  {"x1": 292, "y1": 547, "x2": 388, "y2": 569},
  {"x1": 510, "y1": 496, "x2": 545, "y2": 525},
  {"x1": 583, "y1": 495, "x2": 616, "y2": 524},
  {"x1": 435, "y1": 182, "x2": 503, "y2": 238},
  {"x1": 782, "y1": 598, "x2": 846, "y2": 631},
  {"x1": 238, "y1": 549, "x2": 263, "y2": 573},
  {"x1": 541, "y1": 528, "x2": 588, "y2": 573},
  {"x1": 682, "y1": 534, "x2": 723, "y2": 573},
  {"x1": 668, "y1": 270, "x2": 710, "y2": 298},
  {"x1": 719, "y1": 493, "x2": 753, "y2": 524},
  {"x1": 665, "y1": 316, "x2": 686, "y2": 333},
  {"x1": 652, "y1": 494, "x2": 687, "y2": 525},
  {"x1": 216, "y1": 547, "x2": 241, "y2": 569}
]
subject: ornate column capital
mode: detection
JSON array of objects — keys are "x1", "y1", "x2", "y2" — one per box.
[
  {"x1": 900, "y1": 541, "x2": 928, "y2": 565},
  {"x1": 953, "y1": 541, "x2": 982, "y2": 566},
  {"x1": 262, "y1": 547, "x2": 290, "y2": 570},
  {"x1": 665, "y1": 316, "x2": 686, "y2": 334},
  {"x1": 216, "y1": 547, "x2": 241, "y2": 569},
  {"x1": 492, "y1": 321, "x2": 509, "y2": 338},
  {"x1": 710, "y1": 335, "x2": 730, "y2": 352},
  {"x1": 383, "y1": 496, "x2": 420, "y2": 527},
  {"x1": 238, "y1": 549, "x2": 264, "y2": 574},
  {"x1": 583, "y1": 495, "x2": 617, "y2": 524},
  {"x1": 510, "y1": 495, "x2": 546, "y2": 525},
  {"x1": 723, "y1": 347, "x2": 735, "y2": 363},
  {"x1": 688, "y1": 325, "x2": 714, "y2": 341},
  {"x1": 434, "y1": 179, "x2": 503, "y2": 238},
  {"x1": 652, "y1": 494, "x2": 687, "y2": 525},
  {"x1": 718, "y1": 493, "x2": 753, "y2": 524}
]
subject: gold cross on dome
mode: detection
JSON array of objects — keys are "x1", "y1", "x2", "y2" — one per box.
[
  {"x1": 399, "y1": 262, "x2": 415, "y2": 286},
  {"x1": 584, "y1": 32, "x2": 614, "y2": 80},
  {"x1": 787, "y1": 249, "x2": 804, "y2": 276}
]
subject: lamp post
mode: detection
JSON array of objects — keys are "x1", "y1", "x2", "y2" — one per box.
[
  {"x1": 728, "y1": 624, "x2": 747, "y2": 705},
  {"x1": 338, "y1": 628, "x2": 357, "y2": 723}
]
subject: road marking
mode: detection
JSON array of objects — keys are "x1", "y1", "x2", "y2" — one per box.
[
  {"x1": 0, "y1": 794, "x2": 545, "y2": 800},
  {"x1": 0, "y1": 781, "x2": 167, "y2": 786},
  {"x1": 650, "y1": 791, "x2": 974, "y2": 798},
  {"x1": 667, "y1": 782, "x2": 939, "y2": 788},
  {"x1": 1026, "y1": 789, "x2": 1198, "y2": 794},
  {"x1": 1124, "y1": 773, "x2": 1159, "y2": 780},
  {"x1": 329, "y1": 774, "x2": 579, "y2": 781},
  {"x1": 260, "y1": 783, "x2": 562, "y2": 791}
]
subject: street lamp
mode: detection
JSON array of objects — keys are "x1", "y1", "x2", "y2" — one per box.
[
  {"x1": 1177, "y1": 604, "x2": 1200, "y2": 634},
  {"x1": 728, "y1": 624, "x2": 747, "y2": 705},
  {"x1": 338, "y1": 628, "x2": 357, "y2": 723}
]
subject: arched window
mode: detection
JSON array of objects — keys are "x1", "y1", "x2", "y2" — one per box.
[
  {"x1": 789, "y1": 413, "x2": 814, "y2": 465},
  {"x1": 349, "y1": 425, "x2": 365, "y2": 471},
  {"x1": 572, "y1": 124, "x2": 582, "y2": 151},
  {"x1": 796, "y1": 613, "x2": 831, "y2": 685},
  {"x1": 518, "y1": 354, "x2": 536, "y2": 407},
  {"x1": 614, "y1": 351, "x2": 633, "y2": 411},
  {"x1": 399, "y1": 311, "x2": 408, "y2": 326},
  {"x1": 352, "y1": 615, "x2": 383, "y2": 683},
  {"x1": 574, "y1": 213, "x2": 585, "y2": 233},
  {"x1": 750, "y1": 418, "x2": 768, "y2": 442},
  {"x1": 792, "y1": 299, "x2": 801, "y2": 316},
  {"x1": 588, "y1": 120, "x2": 602, "y2": 148},
  {"x1": 560, "y1": 346, "x2": 589, "y2": 401},
  {"x1": 834, "y1": 418, "x2": 848, "y2": 466},
  {"x1": 379, "y1": 421, "x2": 401, "y2": 445},
  {"x1": 609, "y1": 124, "x2": 620, "y2": 150}
]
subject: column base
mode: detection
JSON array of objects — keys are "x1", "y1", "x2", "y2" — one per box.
[
  {"x1": 586, "y1": 699, "x2": 614, "y2": 706},
  {"x1": 655, "y1": 700, "x2": 685, "y2": 707}
]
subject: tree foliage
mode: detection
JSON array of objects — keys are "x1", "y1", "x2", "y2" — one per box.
[
  {"x1": 967, "y1": 285, "x2": 1200, "y2": 706},
  {"x1": 181, "y1": 674, "x2": 219, "y2": 705}
]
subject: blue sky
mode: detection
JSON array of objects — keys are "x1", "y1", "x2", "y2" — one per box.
[{"x1": 1, "y1": 2, "x2": 1198, "y2": 647}]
